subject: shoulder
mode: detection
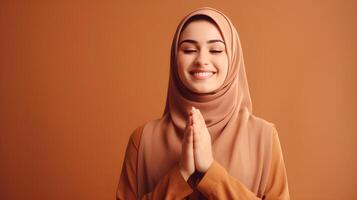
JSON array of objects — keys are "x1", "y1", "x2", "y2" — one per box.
[
  {"x1": 128, "y1": 118, "x2": 163, "y2": 150},
  {"x1": 248, "y1": 114, "x2": 276, "y2": 135},
  {"x1": 248, "y1": 115, "x2": 283, "y2": 151},
  {"x1": 129, "y1": 125, "x2": 145, "y2": 150}
]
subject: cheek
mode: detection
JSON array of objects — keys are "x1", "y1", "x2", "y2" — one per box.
[
  {"x1": 222, "y1": 61, "x2": 229, "y2": 78},
  {"x1": 216, "y1": 56, "x2": 229, "y2": 79},
  {"x1": 177, "y1": 54, "x2": 191, "y2": 73},
  {"x1": 176, "y1": 55, "x2": 189, "y2": 82}
]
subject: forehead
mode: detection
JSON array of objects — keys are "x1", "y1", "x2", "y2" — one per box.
[{"x1": 178, "y1": 20, "x2": 224, "y2": 41}]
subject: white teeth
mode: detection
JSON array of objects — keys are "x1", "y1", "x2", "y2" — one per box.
[{"x1": 193, "y1": 72, "x2": 213, "y2": 77}]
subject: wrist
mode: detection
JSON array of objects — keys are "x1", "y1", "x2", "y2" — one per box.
[
  {"x1": 200, "y1": 158, "x2": 214, "y2": 173},
  {"x1": 179, "y1": 168, "x2": 191, "y2": 181}
]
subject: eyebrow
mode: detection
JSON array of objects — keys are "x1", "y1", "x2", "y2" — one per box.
[{"x1": 178, "y1": 39, "x2": 225, "y2": 46}]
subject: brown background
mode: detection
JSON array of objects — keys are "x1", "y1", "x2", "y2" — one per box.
[{"x1": 1, "y1": 1, "x2": 356, "y2": 199}]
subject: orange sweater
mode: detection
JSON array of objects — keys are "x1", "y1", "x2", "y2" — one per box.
[{"x1": 116, "y1": 127, "x2": 290, "y2": 199}]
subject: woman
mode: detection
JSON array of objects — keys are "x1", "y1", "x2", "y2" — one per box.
[{"x1": 117, "y1": 7, "x2": 290, "y2": 200}]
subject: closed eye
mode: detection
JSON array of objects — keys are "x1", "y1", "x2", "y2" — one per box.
[
  {"x1": 210, "y1": 50, "x2": 223, "y2": 54},
  {"x1": 183, "y1": 49, "x2": 197, "y2": 53}
]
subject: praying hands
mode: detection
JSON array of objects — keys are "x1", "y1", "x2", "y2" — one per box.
[{"x1": 179, "y1": 107, "x2": 214, "y2": 181}]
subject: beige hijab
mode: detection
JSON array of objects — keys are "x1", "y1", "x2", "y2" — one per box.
[{"x1": 137, "y1": 7, "x2": 274, "y2": 198}]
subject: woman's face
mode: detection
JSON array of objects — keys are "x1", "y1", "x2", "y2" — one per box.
[{"x1": 177, "y1": 19, "x2": 228, "y2": 94}]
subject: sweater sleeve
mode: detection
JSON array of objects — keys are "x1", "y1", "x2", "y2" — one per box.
[
  {"x1": 263, "y1": 127, "x2": 290, "y2": 199},
  {"x1": 116, "y1": 127, "x2": 193, "y2": 200},
  {"x1": 196, "y1": 127, "x2": 290, "y2": 200}
]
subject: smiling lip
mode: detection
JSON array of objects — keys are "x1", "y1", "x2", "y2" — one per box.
[{"x1": 190, "y1": 70, "x2": 216, "y2": 80}]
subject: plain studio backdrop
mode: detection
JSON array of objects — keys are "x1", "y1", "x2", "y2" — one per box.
[{"x1": 0, "y1": 1, "x2": 356, "y2": 200}]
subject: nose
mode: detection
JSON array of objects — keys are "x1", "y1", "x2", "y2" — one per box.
[{"x1": 194, "y1": 50, "x2": 209, "y2": 66}]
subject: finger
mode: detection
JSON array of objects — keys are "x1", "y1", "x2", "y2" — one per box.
[
  {"x1": 185, "y1": 126, "x2": 194, "y2": 155},
  {"x1": 196, "y1": 109, "x2": 206, "y2": 128},
  {"x1": 189, "y1": 106, "x2": 195, "y2": 121},
  {"x1": 193, "y1": 118, "x2": 200, "y2": 142},
  {"x1": 194, "y1": 109, "x2": 204, "y2": 139},
  {"x1": 194, "y1": 109, "x2": 203, "y2": 130},
  {"x1": 185, "y1": 115, "x2": 190, "y2": 130},
  {"x1": 184, "y1": 122, "x2": 188, "y2": 142},
  {"x1": 186, "y1": 116, "x2": 192, "y2": 138},
  {"x1": 187, "y1": 126, "x2": 193, "y2": 144},
  {"x1": 183, "y1": 117, "x2": 191, "y2": 142},
  {"x1": 182, "y1": 128, "x2": 188, "y2": 144},
  {"x1": 189, "y1": 128, "x2": 194, "y2": 155},
  {"x1": 191, "y1": 106, "x2": 195, "y2": 115},
  {"x1": 192, "y1": 108, "x2": 199, "y2": 127}
]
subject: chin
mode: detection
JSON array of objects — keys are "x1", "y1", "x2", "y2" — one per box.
[{"x1": 191, "y1": 86, "x2": 216, "y2": 94}]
